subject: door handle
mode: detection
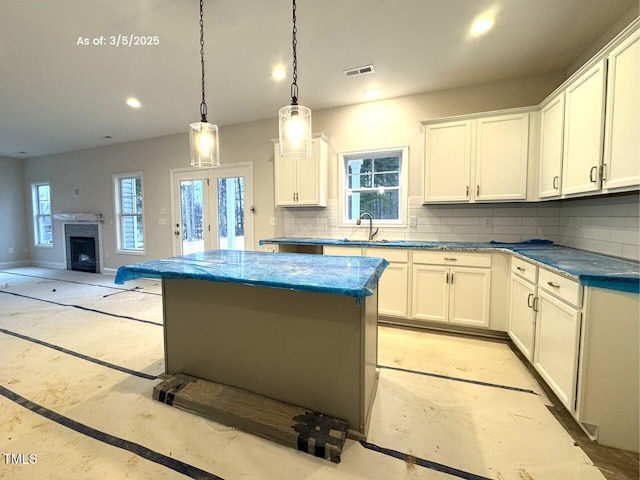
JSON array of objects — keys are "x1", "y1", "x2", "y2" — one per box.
[
  {"x1": 589, "y1": 166, "x2": 598, "y2": 183},
  {"x1": 174, "y1": 231, "x2": 180, "y2": 236},
  {"x1": 527, "y1": 293, "x2": 534, "y2": 308}
]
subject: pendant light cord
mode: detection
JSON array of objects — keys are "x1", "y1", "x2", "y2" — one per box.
[
  {"x1": 290, "y1": 0, "x2": 298, "y2": 105},
  {"x1": 199, "y1": 0, "x2": 208, "y2": 122}
]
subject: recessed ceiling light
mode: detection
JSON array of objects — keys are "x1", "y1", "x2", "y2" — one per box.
[
  {"x1": 364, "y1": 89, "x2": 379, "y2": 99},
  {"x1": 126, "y1": 97, "x2": 141, "y2": 108},
  {"x1": 470, "y1": 17, "x2": 495, "y2": 36},
  {"x1": 272, "y1": 67, "x2": 286, "y2": 80}
]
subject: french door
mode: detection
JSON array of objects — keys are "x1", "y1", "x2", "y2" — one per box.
[{"x1": 171, "y1": 163, "x2": 253, "y2": 256}]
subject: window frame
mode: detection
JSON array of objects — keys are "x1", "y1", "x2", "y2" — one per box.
[
  {"x1": 113, "y1": 172, "x2": 146, "y2": 255},
  {"x1": 31, "y1": 181, "x2": 53, "y2": 248},
  {"x1": 338, "y1": 146, "x2": 409, "y2": 227}
]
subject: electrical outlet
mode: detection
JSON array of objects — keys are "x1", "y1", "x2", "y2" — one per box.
[
  {"x1": 158, "y1": 218, "x2": 167, "y2": 225},
  {"x1": 269, "y1": 217, "x2": 277, "y2": 226},
  {"x1": 329, "y1": 217, "x2": 337, "y2": 227},
  {"x1": 409, "y1": 216, "x2": 417, "y2": 227},
  {"x1": 23, "y1": 247, "x2": 29, "y2": 252},
  {"x1": 483, "y1": 217, "x2": 492, "y2": 227},
  {"x1": 8, "y1": 247, "x2": 13, "y2": 254}
]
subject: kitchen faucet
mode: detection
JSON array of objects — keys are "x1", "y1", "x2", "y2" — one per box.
[{"x1": 356, "y1": 212, "x2": 379, "y2": 240}]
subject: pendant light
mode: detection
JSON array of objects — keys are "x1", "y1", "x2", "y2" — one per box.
[
  {"x1": 189, "y1": 0, "x2": 220, "y2": 167},
  {"x1": 278, "y1": 0, "x2": 312, "y2": 158}
]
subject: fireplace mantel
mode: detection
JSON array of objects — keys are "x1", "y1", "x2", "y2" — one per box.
[{"x1": 54, "y1": 213, "x2": 102, "y2": 222}]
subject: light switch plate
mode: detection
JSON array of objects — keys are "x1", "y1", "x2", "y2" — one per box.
[
  {"x1": 409, "y1": 216, "x2": 417, "y2": 227},
  {"x1": 158, "y1": 218, "x2": 167, "y2": 225}
]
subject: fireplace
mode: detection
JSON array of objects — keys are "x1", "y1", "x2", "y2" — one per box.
[
  {"x1": 69, "y1": 236, "x2": 97, "y2": 273},
  {"x1": 64, "y1": 223, "x2": 101, "y2": 273}
]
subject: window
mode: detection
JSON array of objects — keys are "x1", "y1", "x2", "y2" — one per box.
[
  {"x1": 114, "y1": 173, "x2": 144, "y2": 252},
  {"x1": 340, "y1": 146, "x2": 408, "y2": 225},
  {"x1": 32, "y1": 182, "x2": 52, "y2": 246}
]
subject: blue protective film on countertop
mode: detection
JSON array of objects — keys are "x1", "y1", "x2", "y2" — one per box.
[
  {"x1": 259, "y1": 237, "x2": 640, "y2": 294},
  {"x1": 114, "y1": 250, "x2": 389, "y2": 303}
]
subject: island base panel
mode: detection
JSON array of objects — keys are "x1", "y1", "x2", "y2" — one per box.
[{"x1": 161, "y1": 278, "x2": 378, "y2": 435}]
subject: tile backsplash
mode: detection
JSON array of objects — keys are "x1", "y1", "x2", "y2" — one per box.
[{"x1": 280, "y1": 193, "x2": 639, "y2": 260}]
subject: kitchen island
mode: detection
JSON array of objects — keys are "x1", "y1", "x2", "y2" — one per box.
[{"x1": 115, "y1": 250, "x2": 388, "y2": 437}]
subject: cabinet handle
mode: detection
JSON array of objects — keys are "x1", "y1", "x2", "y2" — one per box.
[
  {"x1": 547, "y1": 281, "x2": 560, "y2": 288},
  {"x1": 476, "y1": 185, "x2": 480, "y2": 196},
  {"x1": 533, "y1": 296, "x2": 539, "y2": 312},
  {"x1": 527, "y1": 293, "x2": 534, "y2": 308},
  {"x1": 445, "y1": 272, "x2": 449, "y2": 284},
  {"x1": 450, "y1": 272, "x2": 454, "y2": 284},
  {"x1": 516, "y1": 266, "x2": 525, "y2": 272},
  {"x1": 589, "y1": 166, "x2": 598, "y2": 183},
  {"x1": 466, "y1": 185, "x2": 469, "y2": 197},
  {"x1": 553, "y1": 176, "x2": 559, "y2": 190},
  {"x1": 444, "y1": 257, "x2": 457, "y2": 261},
  {"x1": 600, "y1": 163, "x2": 606, "y2": 182}
]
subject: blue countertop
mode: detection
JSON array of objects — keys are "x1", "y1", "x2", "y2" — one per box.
[
  {"x1": 114, "y1": 250, "x2": 389, "y2": 303},
  {"x1": 260, "y1": 238, "x2": 640, "y2": 294}
]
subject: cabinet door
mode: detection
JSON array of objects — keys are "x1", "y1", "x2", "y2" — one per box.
[
  {"x1": 538, "y1": 94, "x2": 565, "y2": 199},
  {"x1": 534, "y1": 290, "x2": 582, "y2": 412},
  {"x1": 448, "y1": 267, "x2": 491, "y2": 327},
  {"x1": 508, "y1": 274, "x2": 537, "y2": 361},
  {"x1": 377, "y1": 262, "x2": 409, "y2": 318},
  {"x1": 475, "y1": 113, "x2": 529, "y2": 201},
  {"x1": 603, "y1": 31, "x2": 640, "y2": 191},
  {"x1": 411, "y1": 265, "x2": 448, "y2": 323},
  {"x1": 274, "y1": 148, "x2": 297, "y2": 206},
  {"x1": 295, "y1": 140, "x2": 321, "y2": 205},
  {"x1": 423, "y1": 120, "x2": 472, "y2": 202},
  {"x1": 562, "y1": 60, "x2": 607, "y2": 195}
]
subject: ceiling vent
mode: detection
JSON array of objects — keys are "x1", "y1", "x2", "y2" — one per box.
[{"x1": 344, "y1": 64, "x2": 375, "y2": 77}]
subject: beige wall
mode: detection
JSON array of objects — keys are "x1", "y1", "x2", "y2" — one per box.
[{"x1": 0, "y1": 156, "x2": 28, "y2": 267}]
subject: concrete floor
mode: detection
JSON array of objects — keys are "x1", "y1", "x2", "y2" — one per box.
[{"x1": 0, "y1": 266, "x2": 618, "y2": 479}]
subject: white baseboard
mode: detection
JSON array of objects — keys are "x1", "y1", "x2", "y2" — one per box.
[
  {"x1": 102, "y1": 268, "x2": 118, "y2": 276},
  {"x1": 0, "y1": 260, "x2": 30, "y2": 269},
  {"x1": 30, "y1": 261, "x2": 66, "y2": 270}
]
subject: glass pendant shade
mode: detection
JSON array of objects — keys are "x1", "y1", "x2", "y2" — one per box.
[
  {"x1": 278, "y1": 104, "x2": 312, "y2": 158},
  {"x1": 189, "y1": 121, "x2": 220, "y2": 168}
]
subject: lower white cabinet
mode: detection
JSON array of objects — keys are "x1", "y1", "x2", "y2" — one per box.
[
  {"x1": 411, "y1": 252, "x2": 491, "y2": 328},
  {"x1": 534, "y1": 289, "x2": 582, "y2": 411},
  {"x1": 508, "y1": 274, "x2": 537, "y2": 361},
  {"x1": 323, "y1": 246, "x2": 409, "y2": 318}
]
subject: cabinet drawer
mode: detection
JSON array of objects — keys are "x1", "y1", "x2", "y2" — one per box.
[
  {"x1": 538, "y1": 268, "x2": 582, "y2": 307},
  {"x1": 412, "y1": 250, "x2": 491, "y2": 268},
  {"x1": 323, "y1": 246, "x2": 362, "y2": 257},
  {"x1": 511, "y1": 257, "x2": 537, "y2": 283},
  {"x1": 364, "y1": 248, "x2": 408, "y2": 263}
]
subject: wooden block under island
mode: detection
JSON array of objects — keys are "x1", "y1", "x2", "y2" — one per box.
[{"x1": 153, "y1": 374, "x2": 349, "y2": 463}]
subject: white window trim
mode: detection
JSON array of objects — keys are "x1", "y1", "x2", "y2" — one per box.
[
  {"x1": 338, "y1": 145, "x2": 409, "y2": 227},
  {"x1": 113, "y1": 172, "x2": 146, "y2": 255},
  {"x1": 31, "y1": 181, "x2": 53, "y2": 248}
]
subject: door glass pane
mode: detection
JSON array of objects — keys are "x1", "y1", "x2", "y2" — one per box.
[
  {"x1": 217, "y1": 177, "x2": 245, "y2": 250},
  {"x1": 180, "y1": 179, "x2": 205, "y2": 254}
]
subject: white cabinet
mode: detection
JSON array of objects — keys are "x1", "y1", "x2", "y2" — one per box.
[
  {"x1": 538, "y1": 93, "x2": 565, "y2": 199},
  {"x1": 534, "y1": 289, "x2": 582, "y2": 411},
  {"x1": 474, "y1": 113, "x2": 530, "y2": 201},
  {"x1": 602, "y1": 30, "x2": 640, "y2": 191},
  {"x1": 422, "y1": 111, "x2": 530, "y2": 203},
  {"x1": 562, "y1": 60, "x2": 607, "y2": 195},
  {"x1": 324, "y1": 246, "x2": 409, "y2": 318},
  {"x1": 508, "y1": 257, "x2": 539, "y2": 360},
  {"x1": 423, "y1": 120, "x2": 472, "y2": 202},
  {"x1": 364, "y1": 248, "x2": 409, "y2": 318},
  {"x1": 274, "y1": 134, "x2": 328, "y2": 206},
  {"x1": 411, "y1": 251, "x2": 491, "y2": 328}
]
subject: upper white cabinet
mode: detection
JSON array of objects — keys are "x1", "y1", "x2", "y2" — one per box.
[
  {"x1": 538, "y1": 93, "x2": 565, "y2": 199},
  {"x1": 602, "y1": 30, "x2": 640, "y2": 191},
  {"x1": 274, "y1": 134, "x2": 328, "y2": 207},
  {"x1": 475, "y1": 113, "x2": 529, "y2": 201},
  {"x1": 422, "y1": 111, "x2": 530, "y2": 203},
  {"x1": 423, "y1": 120, "x2": 472, "y2": 202},
  {"x1": 561, "y1": 59, "x2": 607, "y2": 196}
]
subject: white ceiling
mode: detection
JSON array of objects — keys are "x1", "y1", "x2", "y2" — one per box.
[{"x1": 1, "y1": 0, "x2": 636, "y2": 158}]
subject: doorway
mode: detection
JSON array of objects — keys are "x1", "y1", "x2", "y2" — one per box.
[{"x1": 171, "y1": 163, "x2": 254, "y2": 256}]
